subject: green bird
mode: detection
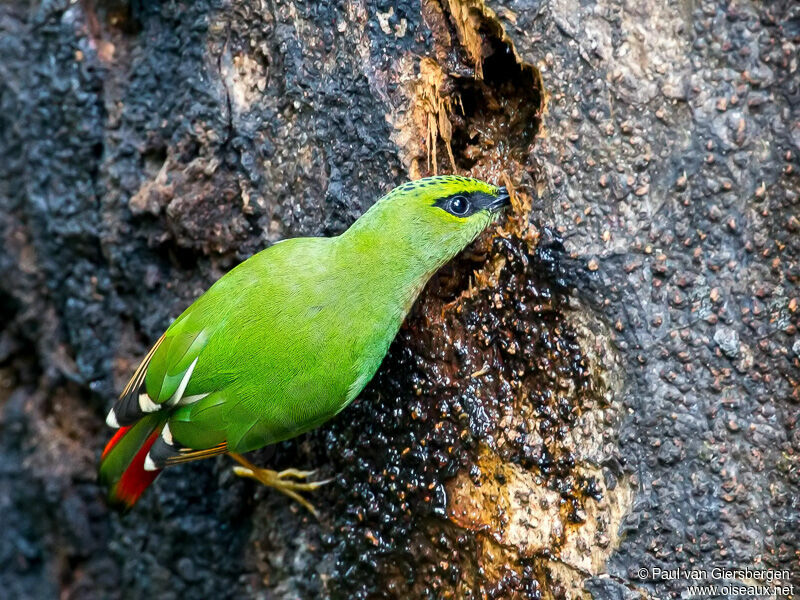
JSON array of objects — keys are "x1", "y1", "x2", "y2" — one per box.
[{"x1": 99, "y1": 176, "x2": 510, "y2": 514}]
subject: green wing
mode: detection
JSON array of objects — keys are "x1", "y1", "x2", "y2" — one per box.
[
  {"x1": 106, "y1": 267, "x2": 237, "y2": 429},
  {"x1": 106, "y1": 312, "x2": 213, "y2": 427},
  {"x1": 106, "y1": 235, "x2": 389, "y2": 469}
]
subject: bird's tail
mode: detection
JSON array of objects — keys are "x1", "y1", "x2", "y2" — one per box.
[{"x1": 98, "y1": 414, "x2": 167, "y2": 509}]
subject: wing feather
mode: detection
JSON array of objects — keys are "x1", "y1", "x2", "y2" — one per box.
[{"x1": 107, "y1": 332, "x2": 166, "y2": 428}]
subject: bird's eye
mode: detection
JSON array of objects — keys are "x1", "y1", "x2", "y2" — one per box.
[{"x1": 449, "y1": 195, "x2": 470, "y2": 216}]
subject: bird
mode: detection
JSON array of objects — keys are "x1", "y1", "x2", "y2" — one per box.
[{"x1": 99, "y1": 175, "x2": 510, "y2": 515}]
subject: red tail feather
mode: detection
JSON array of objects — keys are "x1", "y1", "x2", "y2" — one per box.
[
  {"x1": 112, "y1": 430, "x2": 162, "y2": 509},
  {"x1": 101, "y1": 425, "x2": 132, "y2": 460}
]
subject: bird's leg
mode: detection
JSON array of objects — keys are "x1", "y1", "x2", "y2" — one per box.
[{"x1": 228, "y1": 452, "x2": 332, "y2": 518}]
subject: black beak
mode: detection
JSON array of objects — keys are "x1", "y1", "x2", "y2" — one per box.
[{"x1": 490, "y1": 186, "x2": 511, "y2": 211}]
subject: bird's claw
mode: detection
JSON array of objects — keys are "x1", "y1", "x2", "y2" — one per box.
[
  {"x1": 275, "y1": 468, "x2": 317, "y2": 480},
  {"x1": 230, "y1": 458, "x2": 332, "y2": 519}
]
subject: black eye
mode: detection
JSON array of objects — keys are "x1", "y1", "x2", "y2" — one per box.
[{"x1": 449, "y1": 195, "x2": 470, "y2": 216}]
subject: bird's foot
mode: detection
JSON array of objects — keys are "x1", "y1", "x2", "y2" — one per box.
[{"x1": 228, "y1": 453, "x2": 332, "y2": 518}]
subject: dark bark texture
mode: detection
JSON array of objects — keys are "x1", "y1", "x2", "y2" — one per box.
[{"x1": 0, "y1": 0, "x2": 798, "y2": 599}]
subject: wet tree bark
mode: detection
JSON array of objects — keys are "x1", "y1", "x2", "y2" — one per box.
[{"x1": 0, "y1": 0, "x2": 797, "y2": 599}]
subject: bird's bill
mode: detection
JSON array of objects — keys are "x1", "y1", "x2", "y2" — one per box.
[{"x1": 487, "y1": 186, "x2": 511, "y2": 212}]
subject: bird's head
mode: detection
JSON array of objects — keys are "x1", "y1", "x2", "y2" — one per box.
[{"x1": 350, "y1": 176, "x2": 510, "y2": 267}]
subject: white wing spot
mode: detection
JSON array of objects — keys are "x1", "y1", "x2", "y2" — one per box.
[
  {"x1": 106, "y1": 409, "x2": 120, "y2": 428},
  {"x1": 178, "y1": 392, "x2": 209, "y2": 406},
  {"x1": 144, "y1": 454, "x2": 157, "y2": 472},
  {"x1": 162, "y1": 423, "x2": 173, "y2": 445},
  {"x1": 166, "y1": 358, "x2": 199, "y2": 407},
  {"x1": 139, "y1": 393, "x2": 160, "y2": 413}
]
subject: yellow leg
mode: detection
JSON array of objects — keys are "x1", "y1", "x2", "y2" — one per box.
[{"x1": 228, "y1": 453, "x2": 332, "y2": 518}]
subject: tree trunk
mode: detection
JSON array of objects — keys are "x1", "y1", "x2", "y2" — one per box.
[{"x1": 0, "y1": 0, "x2": 797, "y2": 598}]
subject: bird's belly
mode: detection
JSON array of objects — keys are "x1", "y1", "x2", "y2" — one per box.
[
  {"x1": 181, "y1": 291, "x2": 403, "y2": 453},
  {"x1": 219, "y1": 364, "x2": 369, "y2": 453}
]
